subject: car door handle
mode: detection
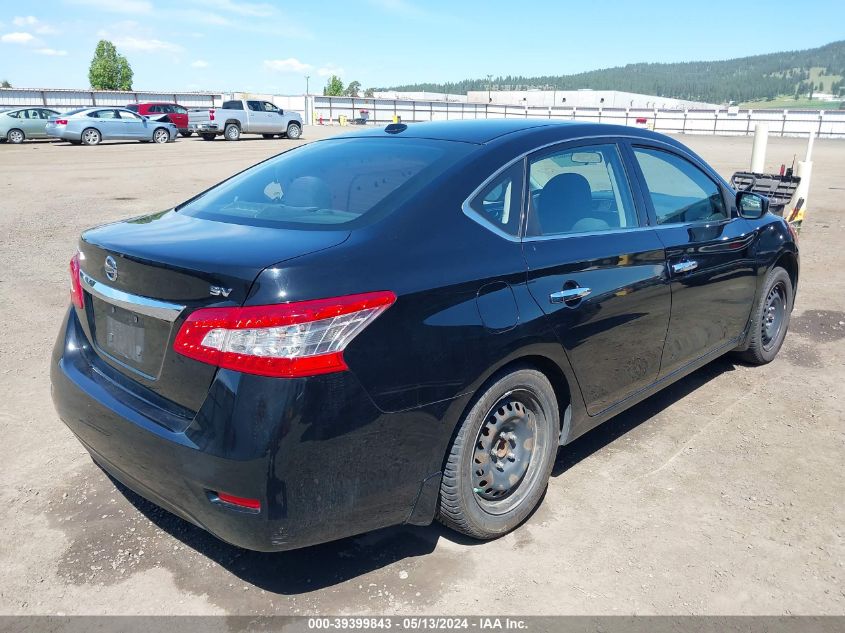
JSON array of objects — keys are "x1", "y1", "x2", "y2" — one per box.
[
  {"x1": 550, "y1": 287, "x2": 592, "y2": 303},
  {"x1": 671, "y1": 260, "x2": 698, "y2": 274}
]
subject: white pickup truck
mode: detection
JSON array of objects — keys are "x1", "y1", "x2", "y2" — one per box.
[{"x1": 188, "y1": 99, "x2": 302, "y2": 141}]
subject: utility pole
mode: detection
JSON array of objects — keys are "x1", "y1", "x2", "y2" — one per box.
[
  {"x1": 304, "y1": 75, "x2": 310, "y2": 125},
  {"x1": 487, "y1": 74, "x2": 493, "y2": 104}
]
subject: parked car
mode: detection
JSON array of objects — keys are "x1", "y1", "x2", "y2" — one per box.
[
  {"x1": 45, "y1": 107, "x2": 178, "y2": 145},
  {"x1": 187, "y1": 99, "x2": 302, "y2": 141},
  {"x1": 125, "y1": 102, "x2": 192, "y2": 137},
  {"x1": 51, "y1": 120, "x2": 797, "y2": 552},
  {"x1": 0, "y1": 107, "x2": 60, "y2": 143}
]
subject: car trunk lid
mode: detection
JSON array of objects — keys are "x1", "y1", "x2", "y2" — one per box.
[{"x1": 77, "y1": 209, "x2": 349, "y2": 412}]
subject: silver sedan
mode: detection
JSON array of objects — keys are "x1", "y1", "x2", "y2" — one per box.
[
  {"x1": 0, "y1": 107, "x2": 61, "y2": 143},
  {"x1": 45, "y1": 107, "x2": 178, "y2": 145}
]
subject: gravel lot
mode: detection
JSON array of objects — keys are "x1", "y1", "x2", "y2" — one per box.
[{"x1": 0, "y1": 127, "x2": 842, "y2": 616}]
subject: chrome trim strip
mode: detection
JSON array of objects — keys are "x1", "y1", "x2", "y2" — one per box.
[{"x1": 80, "y1": 270, "x2": 185, "y2": 322}]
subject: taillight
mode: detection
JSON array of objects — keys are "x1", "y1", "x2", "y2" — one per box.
[
  {"x1": 209, "y1": 109, "x2": 215, "y2": 121},
  {"x1": 173, "y1": 291, "x2": 396, "y2": 378},
  {"x1": 69, "y1": 252, "x2": 84, "y2": 309},
  {"x1": 55, "y1": 119, "x2": 68, "y2": 125}
]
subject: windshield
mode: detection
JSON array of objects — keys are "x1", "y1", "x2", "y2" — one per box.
[{"x1": 178, "y1": 137, "x2": 475, "y2": 229}]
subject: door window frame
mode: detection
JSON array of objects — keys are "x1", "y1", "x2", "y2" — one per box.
[{"x1": 620, "y1": 140, "x2": 736, "y2": 227}]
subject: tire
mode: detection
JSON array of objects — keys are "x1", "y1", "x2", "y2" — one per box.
[
  {"x1": 286, "y1": 123, "x2": 302, "y2": 139},
  {"x1": 152, "y1": 127, "x2": 170, "y2": 144},
  {"x1": 179, "y1": 130, "x2": 193, "y2": 137},
  {"x1": 200, "y1": 133, "x2": 216, "y2": 141},
  {"x1": 224, "y1": 123, "x2": 240, "y2": 141},
  {"x1": 738, "y1": 266, "x2": 793, "y2": 365},
  {"x1": 437, "y1": 367, "x2": 559, "y2": 540},
  {"x1": 81, "y1": 128, "x2": 101, "y2": 146},
  {"x1": 7, "y1": 128, "x2": 25, "y2": 144}
]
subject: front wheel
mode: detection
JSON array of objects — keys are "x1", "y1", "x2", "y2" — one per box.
[
  {"x1": 224, "y1": 123, "x2": 240, "y2": 141},
  {"x1": 738, "y1": 266, "x2": 793, "y2": 364},
  {"x1": 286, "y1": 123, "x2": 301, "y2": 139},
  {"x1": 437, "y1": 367, "x2": 559, "y2": 540},
  {"x1": 7, "y1": 128, "x2": 25, "y2": 144},
  {"x1": 152, "y1": 128, "x2": 170, "y2": 144}
]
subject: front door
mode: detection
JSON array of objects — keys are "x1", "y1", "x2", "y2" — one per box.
[
  {"x1": 118, "y1": 110, "x2": 148, "y2": 139},
  {"x1": 521, "y1": 140, "x2": 671, "y2": 415},
  {"x1": 625, "y1": 143, "x2": 758, "y2": 377}
]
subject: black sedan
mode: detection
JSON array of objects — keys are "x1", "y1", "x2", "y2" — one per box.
[{"x1": 51, "y1": 120, "x2": 798, "y2": 551}]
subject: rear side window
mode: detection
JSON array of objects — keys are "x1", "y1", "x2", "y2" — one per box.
[
  {"x1": 527, "y1": 143, "x2": 638, "y2": 236},
  {"x1": 6, "y1": 111, "x2": 19, "y2": 118},
  {"x1": 466, "y1": 162, "x2": 524, "y2": 237},
  {"x1": 179, "y1": 138, "x2": 475, "y2": 229},
  {"x1": 247, "y1": 101, "x2": 263, "y2": 111},
  {"x1": 222, "y1": 100, "x2": 244, "y2": 110},
  {"x1": 633, "y1": 147, "x2": 727, "y2": 224}
]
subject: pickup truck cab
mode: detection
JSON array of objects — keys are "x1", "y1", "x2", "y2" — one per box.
[{"x1": 188, "y1": 99, "x2": 302, "y2": 141}]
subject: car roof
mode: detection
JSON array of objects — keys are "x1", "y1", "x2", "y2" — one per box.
[{"x1": 334, "y1": 119, "x2": 680, "y2": 145}]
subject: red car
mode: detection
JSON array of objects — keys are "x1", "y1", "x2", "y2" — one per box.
[{"x1": 125, "y1": 102, "x2": 191, "y2": 137}]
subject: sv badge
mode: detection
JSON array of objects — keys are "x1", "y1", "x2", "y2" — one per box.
[{"x1": 209, "y1": 285, "x2": 233, "y2": 297}]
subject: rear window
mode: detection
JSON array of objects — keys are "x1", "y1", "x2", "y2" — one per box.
[
  {"x1": 125, "y1": 104, "x2": 139, "y2": 112},
  {"x1": 178, "y1": 137, "x2": 475, "y2": 229}
]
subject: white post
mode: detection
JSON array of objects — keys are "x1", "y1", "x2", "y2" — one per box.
[
  {"x1": 750, "y1": 123, "x2": 768, "y2": 172},
  {"x1": 788, "y1": 131, "x2": 815, "y2": 225}
]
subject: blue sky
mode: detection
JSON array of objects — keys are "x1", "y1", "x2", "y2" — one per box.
[{"x1": 1, "y1": 0, "x2": 843, "y2": 94}]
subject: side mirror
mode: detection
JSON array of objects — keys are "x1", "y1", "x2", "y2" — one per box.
[{"x1": 736, "y1": 191, "x2": 769, "y2": 219}]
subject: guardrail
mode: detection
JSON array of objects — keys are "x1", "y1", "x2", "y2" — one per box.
[
  {"x1": 312, "y1": 96, "x2": 845, "y2": 138},
  {"x1": 0, "y1": 88, "x2": 219, "y2": 110}
]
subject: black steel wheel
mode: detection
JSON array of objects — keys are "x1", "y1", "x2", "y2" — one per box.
[
  {"x1": 438, "y1": 367, "x2": 559, "y2": 539},
  {"x1": 738, "y1": 266, "x2": 793, "y2": 364}
]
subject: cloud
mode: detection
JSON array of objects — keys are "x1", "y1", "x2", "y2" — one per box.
[
  {"x1": 66, "y1": 0, "x2": 154, "y2": 14},
  {"x1": 190, "y1": 59, "x2": 209, "y2": 68},
  {"x1": 1, "y1": 32, "x2": 36, "y2": 44},
  {"x1": 264, "y1": 58, "x2": 312, "y2": 73},
  {"x1": 12, "y1": 16, "x2": 58, "y2": 34},
  {"x1": 193, "y1": 0, "x2": 274, "y2": 17},
  {"x1": 110, "y1": 35, "x2": 183, "y2": 53},
  {"x1": 35, "y1": 47, "x2": 68, "y2": 56},
  {"x1": 367, "y1": 0, "x2": 427, "y2": 18},
  {"x1": 317, "y1": 64, "x2": 344, "y2": 78}
]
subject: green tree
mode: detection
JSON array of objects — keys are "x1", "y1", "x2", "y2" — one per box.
[
  {"x1": 323, "y1": 75, "x2": 344, "y2": 96},
  {"x1": 345, "y1": 80, "x2": 361, "y2": 97},
  {"x1": 364, "y1": 87, "x2": 375, "y2": 98},
  {"x1": 89, "y1": 40, "x2": 133, "y2": 91},
  {"x1": 0, "y1": 80, "x2": 11, "y2": 88}
]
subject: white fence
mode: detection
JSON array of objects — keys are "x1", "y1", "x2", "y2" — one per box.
[
  {"x1": 312, "y1": 96, "x2": 845, "y2": 139},
  {"x1": 0, "y1": 88, "x2": 218, "y2": 110},
  {"x1": 3, "y1": 89, "x2": 843, "y2": 138}
]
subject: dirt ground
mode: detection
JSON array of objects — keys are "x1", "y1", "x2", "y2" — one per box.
[{"x1": 0, "y1": 127, "x2": 842, "y2": 616}]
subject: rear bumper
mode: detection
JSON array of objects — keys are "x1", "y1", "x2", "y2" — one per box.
[
  {"x1": 189, "y1": 123, "x2": 220, "y2": 133},
  {"x1": 45, "y1": 126, "x2": 79, "y2": 141},
  {"x1": 51, "y1": 308, "x2": 446, "y2": 551}
]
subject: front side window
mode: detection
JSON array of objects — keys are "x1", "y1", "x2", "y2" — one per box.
[
  {"x1": 633, "y1": 147, "x2": 727, "y2": 224},
  {"x1": 262, "y1": 101, "x2": 279, "y2": 112},
  {"x1": 466, "y1": 162, "x2": 524, "y2": 237},
  {"x1": 174, "y1": 105, "x2": 187, "y2": 114},
  {"x1": 119, "y1": 110, "x2": 143, "y2": 121},
  {"x1": 40, "y1": 109, "x2": 58, "y2": 119},
  {"x1": 179, "y1": 138, "x2": 475, "y2": 229},
  {"x1": 527, "y1": 143, "x2": 638, "y2": 236}
]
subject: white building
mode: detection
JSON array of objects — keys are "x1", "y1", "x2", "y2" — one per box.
[{"x1": 466, "y1": 89, "x2": 719, "y2": 110}]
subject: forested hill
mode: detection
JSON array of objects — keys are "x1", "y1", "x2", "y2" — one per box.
[{"x1": 386, "y1": 41, "x2": 845, "y2": 104}]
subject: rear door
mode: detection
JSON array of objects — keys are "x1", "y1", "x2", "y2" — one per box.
[
  {"x1": 89, "y1": 109, "x2": 124, "y2": 139},
  {"x1": 624, "y1": 143, "x2": 757, "y2": 377},
  {"x1": 521, "y1": 140, "x2": 670, "y2": 415}
]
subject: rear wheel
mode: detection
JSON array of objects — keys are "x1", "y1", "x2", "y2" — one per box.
[
  {"x1": 437, "y1": 367, "x2": 559, "y2": 539},
  {"x1": 200, "y1": 133, "x2": 216, "y2": 141},
  {"x1": 152, "y1": 127, "x2": 170, "y2": 144},
  {"x1": 7, "y1": 128, "x2": 25, "y2": 144},
  {"x1": 81, "y1": 128, "x2": 101, "y2": 146},
  {"x1": 286, "y1": 123, "x2": 302, "y2": 139},
  {"x1": 738, "y1": 266, "x2": 793, "y2": 364},
  {"x1": 224, "y1": 123, "x2": 240, "y2": 141}
]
